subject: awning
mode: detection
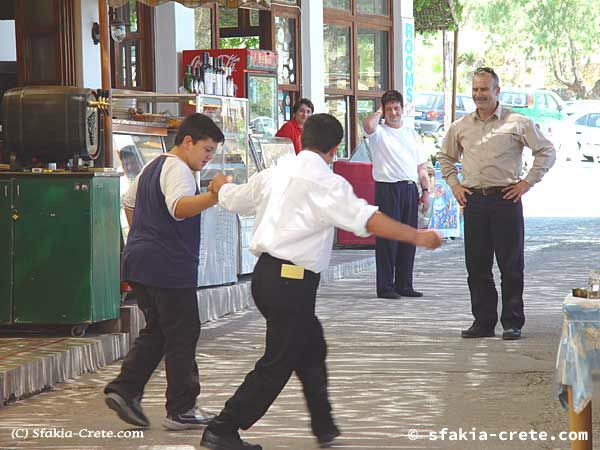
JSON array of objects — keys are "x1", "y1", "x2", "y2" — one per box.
[
  {"x1": 107, "y1": 0, "x2": 270, "y2": 10},
  {"x1": 414, "y1": 0, "x2": 458, "y2": 32}
]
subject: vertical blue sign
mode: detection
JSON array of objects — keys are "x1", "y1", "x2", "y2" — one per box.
[{"x1": 401, "y1": 17, "x2": 415, "y2": 125}]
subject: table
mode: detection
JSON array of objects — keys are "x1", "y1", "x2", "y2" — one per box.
[{"x1": 555, "y1": 294, "x2": 600, "y2": 450}]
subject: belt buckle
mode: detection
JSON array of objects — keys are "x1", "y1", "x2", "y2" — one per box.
[{"x1": 481, "y1": 187, "x2": 490, "y2": 196}]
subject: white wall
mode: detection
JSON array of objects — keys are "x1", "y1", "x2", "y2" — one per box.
[
  {"x1": 393, "y1": 0, "x2": 414, "y2": 91},
  {"x1": 155, "y1": 2, "x2": 195, "y2": 94},
  {"x1": 0, "y1": 20, "x2": 16, "y2": 61},
  {"x1": 300, "y1": 0, "x2": 325, "y2": 112},
  {"x1": 78, "y1": 0, "x2": 102, "y2": 88}
]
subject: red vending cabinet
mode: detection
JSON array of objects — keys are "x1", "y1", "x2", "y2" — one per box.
[
  {"x1": 332, "y1": 160, "x2": 376, "y2": 247},
  {"x1": 182, "y1": 49, "x2": 279, "y2": 137}
]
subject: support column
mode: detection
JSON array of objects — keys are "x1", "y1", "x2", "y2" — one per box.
[
  {"x1": 301, "y1": 0, "x2": 325, "y2": 113},
  {"x1": 393, "y1": 0, "x2": 416, "y2": 128}
]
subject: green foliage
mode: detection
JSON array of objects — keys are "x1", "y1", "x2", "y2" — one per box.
[{"x1": 464, "y1": 0, "x2": 600, "y2": 98}]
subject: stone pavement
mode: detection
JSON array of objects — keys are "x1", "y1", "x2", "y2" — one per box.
[{"x1": 1, "y1": 218, "x2": 600, "y2": 450}]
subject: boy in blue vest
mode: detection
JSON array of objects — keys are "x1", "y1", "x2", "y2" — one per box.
[{"x1": 104, "y1": 113, "x2": 224, "y2": 431}]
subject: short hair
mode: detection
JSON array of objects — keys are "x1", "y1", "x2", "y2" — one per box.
[
  {"x1": 474, "y1": 67, "x2": 500, "y2": 88},
  {"x1": 292, "y1": 98, "x2": 314, "y2": 114},
  {"x1": 301, "y1": 113, "x2": 343, "y2": 154},
  {"x1": 381, "y1": 90, "x2": 404, "y2": 109},
  {"x1": 174, "y1": 113, "x2": 225, "y2": 146}
]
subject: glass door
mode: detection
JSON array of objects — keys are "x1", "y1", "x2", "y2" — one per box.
[{"x1": 247, "y1": 73, "x2": 278, "y2": 137}]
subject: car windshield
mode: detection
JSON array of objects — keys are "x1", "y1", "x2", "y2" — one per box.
[
  {"x1": 499, "y1": 92, "x2": 528, "y2": 107},
  {"x1": 415, "y1": 93, "x2": 437, "y2": 109}
]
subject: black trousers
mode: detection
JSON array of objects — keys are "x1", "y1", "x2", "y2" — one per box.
[
  {"x1": 375, "y1": 181, "x2": 419, "y2": 295},
  {"x1": 210, "y1": 253, "x2": 335, "y2": 436},
  {"x1": 105, "y1": 282, "x2": 201, "y2": 415},
  {"x1": 463, "y1": 192, "x2": 525, "y2": 330}
]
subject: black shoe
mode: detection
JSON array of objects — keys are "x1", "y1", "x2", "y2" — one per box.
[
  {"x1": 201, "y1": 428, "x2": 262, "y2": 450},
  {"x1": 163, "y1": 407, "x2": 215, "y2": 430},
  {"x1": 105, "y1": 392, "x2": 150, "y2": 428},
  {"x1": 461, "y1": 325, "x2": 495, "y2": 338},
  {"x1": 317, "y1": 427, "x2": 341, "y2": 448},
  {"x1": 397, "y1": 289, "x2": 423, "y2": 297},
  {"x1": 377, "y1": 291, "x2": 401, "y2": 299},
  {"x1": 502, "y1": 328, "x2": 522, "y2": 340}
]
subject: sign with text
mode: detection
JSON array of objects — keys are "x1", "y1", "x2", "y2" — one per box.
[{"x1": 401, "y1": 17, "x2": 416, "y2": 127}]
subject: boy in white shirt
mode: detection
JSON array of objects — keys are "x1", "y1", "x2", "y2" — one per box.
[{"x1": 200, "y1": 113, "x2": 442, "y2": 450}]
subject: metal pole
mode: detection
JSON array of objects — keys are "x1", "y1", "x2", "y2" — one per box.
[
  {"x1": 451, "y1": 29, "x2": 458, "y2": 123},
  {"x1": 568, "y1": 386, "x2": 592, "y2": 450},
  {"x1": 98, "y1": 0, "x2": 113, "y2": 168}
]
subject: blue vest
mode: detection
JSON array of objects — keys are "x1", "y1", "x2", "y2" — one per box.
[{"x1": 122, "y1": 156, "x2": 201, "y2": 288}]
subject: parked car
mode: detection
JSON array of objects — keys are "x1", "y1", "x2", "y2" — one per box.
[
  {"x1": 562, "y1": 99, "x2": 600, "y2": 117},
  {"x1": 499, "y1": 88, "x2": 566, "y2": 124},
  {"x1": 249, "y1": 116, "x2": 276, "y2": 136},
  {"x1": 556, "y1": 108, "x2": 600, "y2": 162},
  {"x1": 414, "y1": 92, "x2": 476, "y2": 136}
]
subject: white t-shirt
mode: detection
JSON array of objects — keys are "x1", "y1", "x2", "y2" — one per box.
[
  {"x1": 367, "y1": 124, "x2": 428, "y2": 183},
  {"x1": 122, "y1": 154, "x2": 198, "y2": 220}
]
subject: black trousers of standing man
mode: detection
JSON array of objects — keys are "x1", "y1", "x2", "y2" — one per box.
[
  {"x1": 208, "y1": 253, "x2": 336, "y2": 438},
  {"x1": 375, "y1": 181, "x2": 419, "y2": 296},
  {"x1": 105, "y1": 283, "x2": 201, "y2": 415},
  {"x1": 463, "y1": 192, "x2": 525, "y2": 331}
]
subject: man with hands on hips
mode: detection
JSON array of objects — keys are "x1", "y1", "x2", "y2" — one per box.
[{"x1": 437, "y1": 67, "x2": 556, "y2": 341}]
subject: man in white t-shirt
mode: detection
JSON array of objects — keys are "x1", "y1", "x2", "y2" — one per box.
[{"x1": 363, "y1": 90, "x2": 431, "y2": 299}]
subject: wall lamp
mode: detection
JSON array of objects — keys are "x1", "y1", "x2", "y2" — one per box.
[{"x1": 91, "y1": 10, "x2": 126, "y2": 45}]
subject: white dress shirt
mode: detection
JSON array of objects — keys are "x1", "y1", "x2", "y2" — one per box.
[
  {"x1": 219, "y1": 150, "x2": 379, "y2": 273},
  {"x1": 367, "y1": 124, "x2": 428, "y2": 183}
]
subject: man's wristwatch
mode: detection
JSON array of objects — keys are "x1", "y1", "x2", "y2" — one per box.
[{"x1": 422, "y1": 188, "x2": 429, "y2": 193}]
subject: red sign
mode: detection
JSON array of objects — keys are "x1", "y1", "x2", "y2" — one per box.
[{"x1": 182, "y1": 49, "x2": 277, "y2": 99}]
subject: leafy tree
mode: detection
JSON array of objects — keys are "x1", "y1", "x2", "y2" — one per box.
[{"x1": 464, "y1": 0, "x2": 600, "y2": 98}]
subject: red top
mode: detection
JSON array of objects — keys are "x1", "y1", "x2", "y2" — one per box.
[{"x1": 275, "y1": 120, "x2": 302, "y2": 154}]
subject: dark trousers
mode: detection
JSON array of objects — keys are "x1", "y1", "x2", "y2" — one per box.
[
  {"x1": 375, "y1": 181, "x2": 419, "y2": 295},
  {"x1": 210, "y1": 254, "x2": 335, "y2": 436},
  {"x1": 105, "y1": 283, "x2": 201, "y2": 415},
  {"x1": 463, "y1": 193, "x2": 525, "y2": 330}
]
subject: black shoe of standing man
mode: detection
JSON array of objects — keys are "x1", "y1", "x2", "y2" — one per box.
[
  {"x1": 201, "y1": 427, "x2": 262, "y2": 450},
  {"x1": 461, "y1": 324, "x2": 495, "y2": 338},
  {"x1": 396, "y1": 289, "x2": 423, "y2": 297}
]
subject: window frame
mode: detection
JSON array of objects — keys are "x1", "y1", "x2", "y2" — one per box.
[
  {"x1": 110, "y1": 2, "x2": 155, "y2": 91},
  {"x1": 323, "y1": 0, "x2": 393, "y2": 158}
]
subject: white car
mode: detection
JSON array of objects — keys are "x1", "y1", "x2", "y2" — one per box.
[{"x1": 554, "y1": 108, "x2": 600, "y2": 162}]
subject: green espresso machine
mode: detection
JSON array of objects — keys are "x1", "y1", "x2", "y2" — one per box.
[{"x1": 0, "y1": 86, "x2": 120, "y2": 336}]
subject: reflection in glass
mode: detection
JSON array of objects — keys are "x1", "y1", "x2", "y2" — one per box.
[
  {"x1": 195, "y1": 7, "x2": 212, "y2": 49},
  {"x1": 358, "y1": 29, "x2": 388, "y2": 91},
  {"x1": 323, "y1": 0, "x2": 351, "y2": 10},
  {"x1": 325, "y1": 96, "x2": 350, "y2": 159},
  {"x1": 357, "y1": 98, "x2": 378, "y2": 142},
  {"x1": 323, "y1": 24, "x2": 351, "y2": 90},
  {"x1": 128, "y1": 0, "x2": 138, "y2": 32},
  {"x1": 219, "y1": 7, "x2": 238, "y2": 28},
  {"x1": 275, "y1": 16, "x2": 297, "y2": 86},
  {"x1": 357, "y1": 0, "x2": 389, "y2": 15},
  {"x1": 248, "y1": 74, "x2": 278, "y2": 138}
]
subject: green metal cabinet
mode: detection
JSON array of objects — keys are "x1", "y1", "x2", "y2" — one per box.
[{"x1": 0, "y1": 173, "x2": 120, "y2": 334}]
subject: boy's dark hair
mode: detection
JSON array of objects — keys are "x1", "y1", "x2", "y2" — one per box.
[
  {"x1": 292, "y1": 98, "x2": 315, "y2": 114},
  {"x1": 174, "y1": 113, "x2": 225, "y2": 146},
  {"x1": 381, "y1": 90, "x2": 404, "y2": 109},
  {"x1": 301, "y1": 113, "x2": 343, "y2": 154}
]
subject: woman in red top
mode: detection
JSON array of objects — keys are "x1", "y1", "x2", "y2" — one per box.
[{"x1": 275, "y1": 98, "x2": 314, "y2": 154}]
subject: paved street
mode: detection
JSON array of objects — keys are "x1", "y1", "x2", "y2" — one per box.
[{"x1": 1, "y1": 218, "x2": 600, "y2": 450}]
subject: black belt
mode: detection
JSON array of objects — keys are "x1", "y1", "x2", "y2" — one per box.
[{"x1": 470, "y1": 186, "x2": 506, "y2": 196}]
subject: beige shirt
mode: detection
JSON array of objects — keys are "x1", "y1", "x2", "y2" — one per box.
[{"x1": 437, "y1": 104, "x2": 556, "y2": 189}]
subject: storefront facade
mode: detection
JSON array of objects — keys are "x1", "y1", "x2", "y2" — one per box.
[{"x1": 0, "y1": 0, "x2": 456, "y2": 158}]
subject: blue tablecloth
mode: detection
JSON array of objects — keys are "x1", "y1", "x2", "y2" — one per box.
[{"x1": 555, "y1": 295, "x2": 600, "y2": 413}]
